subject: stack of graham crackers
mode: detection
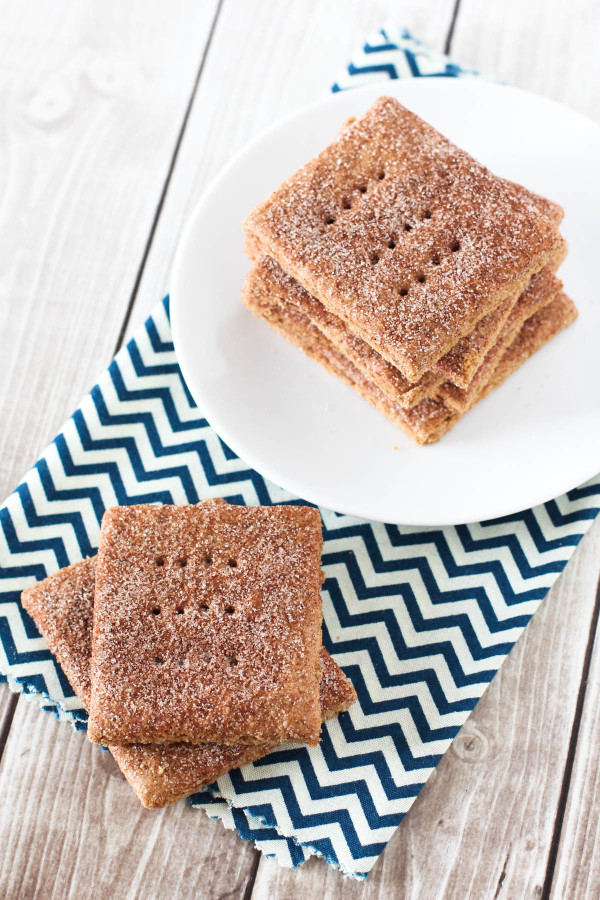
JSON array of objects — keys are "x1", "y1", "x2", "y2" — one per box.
[
  {"x1": 242, "y1": 97, "x2": 577, "y2": 445},
  {"x1": 21, "y1": 499, "x2": 356, "y2": 809}
]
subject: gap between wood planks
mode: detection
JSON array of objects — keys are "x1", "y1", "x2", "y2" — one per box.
[
  {"x1": 540, "y1": 574, "x2": 600, "y2": 899},
  {"x1": 0, "y1": 693, "x2": 19, "y2": 762},
  {"x1": 444, "y1": 0, "x2": 462, "y2": 54}
]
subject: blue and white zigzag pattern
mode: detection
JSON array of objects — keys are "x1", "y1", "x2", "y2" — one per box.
[
  {"x1": 2, "y1": 297, "x2": 599, "y2": 877},
  {"x1": 1, "y1": 33, "x2": 599, "y2": 879},
  {"x1": 331, "y1": 25, "x2": 478, "y2": 93}
]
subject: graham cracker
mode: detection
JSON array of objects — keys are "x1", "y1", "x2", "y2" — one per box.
[
  {"x1": 438, "y1": 266, "x2": 562, "y2": 413},
  {"x1": 243, "y1": 248, "x2": 564, "y2": 409},
  {"x1": 87, "y1": 503, "x2": 324, "y2": 747},
  {"x1": 20, "y1": 555, "x2": 356, "y2": 809},
  {"x1": 434, "y1": 236, "x2": 567, "y2": 389},
  {"x1": 331, "y1": 115, "x2": 564, "y2": 231},
  {"x1": 478, "y1": 292, "x2": 577, "y2": 402},
  {"x1": 244, "y1": 287, "x2": 577, "y2": 445},
  {"x1": 244, "y1": 96, "x2": 562, "y2": 382}
]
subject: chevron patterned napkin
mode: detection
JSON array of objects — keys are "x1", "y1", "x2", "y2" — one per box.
[{"x1": 1, "y1": 26, "x2": 599, "y2": 879}]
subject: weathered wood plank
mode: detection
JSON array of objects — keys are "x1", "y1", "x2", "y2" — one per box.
[
  {"x1": 549, "y1": 585, "x2": 600, "y2": 899},
  {"x1": 123, "y1": 0, "x2": 457, "y2": 337},
  {"x1": 250, "y1": 518, "x2": 600, "y2": 898},
  {"x1": 0, "y1": 0, "x2": 220, "y2": 503},
  {"x1": 451, "y1": 0, "x2": 600, "y2": 118},
  {"x1": 0, "y1": 696, "x2": 257, "y2": 900}
]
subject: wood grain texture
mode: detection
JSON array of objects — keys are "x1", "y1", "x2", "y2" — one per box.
[
  {"x1": 452, "y1": 0, "x2": 600, "y2": 118},
  {"x1": 549, "y1": 581, "x2": 600, "y2": 899},
  {"x1": 0, "y1": 697, "x2": 257, "y2": 900},
  {"x1": 250, "y1": 519, "x2": 600, "y2": 898},
  {"x1": 0, "y1": 0, "x2": 220, "y2": 503},
  {"x1": 1, "y1": 0, "x2": 600, "y2": 897},
  {"x1": 122, "y1": 0, "x2": 457, "y2": 339}
]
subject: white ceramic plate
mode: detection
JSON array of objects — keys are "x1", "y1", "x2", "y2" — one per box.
[{"x1": 171, "y1": 79, "x2": 600, "y2": 525}]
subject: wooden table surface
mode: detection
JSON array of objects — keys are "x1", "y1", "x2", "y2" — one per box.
[{"x1": 1, "y1": 1, "x2": 599, "y2": 897}]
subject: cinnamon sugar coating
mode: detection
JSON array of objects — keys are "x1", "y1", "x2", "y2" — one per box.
[
  {"x1": 87, "y1": 504, "x2": 324, "y2": 747},
  {"x1": 244, "y1": 287, "x2": 455, "y2": 443},
  {"x1": 113, "y1": 648, "x2": 354, "y2": 809},
  {"x1": 438, "y1": 267, "x2": 562, "y2": 412},
  {"x1": 20, "y1": 552, "x2": 356, "y2": 809},
  {"x1": 434, "y1": 237, "x2": 567, "y2": 388},
  {"x1": 244, "y1": 96, "x2": 562, "y2": 381},
  {"x1": 21, "y1": 558, "x2": 95, "y2": 700},
  {"x1": 473, "y1": 292, "x2": 577, "y2": 404},
  {"x1": 244, "y1": 284, "x2": 576, "y2": 445}
]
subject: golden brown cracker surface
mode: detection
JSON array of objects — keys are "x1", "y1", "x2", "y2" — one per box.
[
  {"x1": 88, "y1": 503, "x2": 324, "y2": 747},
  {"x1": 437, "y1": 267, "x2": 563, "y2": 413}
]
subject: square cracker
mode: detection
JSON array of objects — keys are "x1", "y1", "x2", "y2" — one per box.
[
  {"x1": 87, "y1": 503, "x2": 324, "y2": 746},
  {"x1": 20, "y1": 554, "x2": 356, "y2": 809},
  {"x1": 244, "y1": 96, "x2": 561, "y2": 382}
]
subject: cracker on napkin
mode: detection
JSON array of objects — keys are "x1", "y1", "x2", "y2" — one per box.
[
  {"x1": 21, "y1": 553, "x2": 356, "y2": 808},
  {"x1": 87, "y1": 503, "x2": 324, "y2": 747}
]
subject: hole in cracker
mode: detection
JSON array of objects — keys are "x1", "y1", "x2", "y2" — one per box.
[
  {"x1": 227, "y1": 655, "x2": 238, "y2": 667},
  {"x1": 370, "y1": 253, "x2": 380, "y2": 265},
  {"x1": 151, "y1": 607, "x2": 161, "y2": 616},
  {"x1": 431, "y1": 253, "x2": 441, "y2": 265},
  {"x1": 358, "y1": 184, "x2": 367, "y2": 194},
  {"x1": 176, "y1": 607, "x2": 185, "y2": 615},
  {"x1": 342, "y1": 198, "x2": 352, "y2": 210},
  {"x1": 404, "y1": 223, "x2": 412, "y2": 232},
  {"x1": 423, "y1": 209, "x2": 432, "y2": 220},
  {"x1": 154, "y1": 656, "x2": 164, "y2": 665},
  {"x1": 155, "y1": 557, "x2": 165, "y2": 567},
  {"x1": 178, "y1": 558, "x2": 187, "y2": 568},
  {"x1": 377, "y1": 171, "x2": 385, "y2": 180},
  {"x1": 227, "y1": 558, "x2": 238, "y2": 568},
  {"x1": 200, "y1": 602, "x2": 209, "y2": 611},
  {"x1": 387, "y1": 239, "x2": 396, "y2": 250},
  {"x1": 204, "y1": 553, "x2": 213, "y2": 565},
  {"x1": 451, "y1": 240, "x2": 461, "y2": 252},
  {"x1": 325, "y1": 216, "x2": 336, "y2": 225},
  {"x1": 417, "y1": 273, "x2": 427, "y2": 284},
  {"x1": 399, "y1": 287, "x2": 409, "y2": 297},
  {"x1": 225, "y1": 605, "x2": 235, "y2": 615}
]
